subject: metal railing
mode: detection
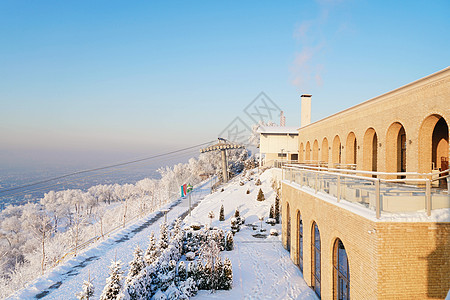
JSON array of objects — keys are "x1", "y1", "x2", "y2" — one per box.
[{"x1": 282, "y1": 165, "x2": 450, "y2": 218}]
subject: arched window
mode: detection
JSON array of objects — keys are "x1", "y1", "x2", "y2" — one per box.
[
  {"x1": 297, "y1": 211, "x2": 303, "y2": 272},
  {"x1": 334, "y1": 239, "x2": 350, "y2": 300},
  {"x1": 312, "y1": 222, "x2": 321, "y2": 298},
  {"x1": 286, "y1": 203, "x2": 291, "y2": 252}
]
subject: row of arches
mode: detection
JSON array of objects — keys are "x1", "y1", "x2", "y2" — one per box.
[
  {"x1": 286, "y1": 203, "x2": 350, "y2": 299},
  {"x1": 298, "y1": 114, "x2": 449, "y2": 174}
]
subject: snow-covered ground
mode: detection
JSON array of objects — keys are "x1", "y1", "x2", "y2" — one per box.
[
  {"x1": 185, "y1": 169, "x2": 316, "y2": 300},
  {"x1": 10, "y1": 169, "x2": 317, "y2": 299}
]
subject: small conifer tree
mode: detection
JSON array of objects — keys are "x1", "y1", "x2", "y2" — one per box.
[
  {"x1": 225, "y1": 231, "x2": 234, "y2": 251},
  {"x1": 158, "y1": 222, "x2": 169, "y2": 250},
  {"x1": 178, "y1": 260, "x2": 187, "y2": 281},
  {"x1": 219, "y1": 205, "x2": 225, "y2": 221},
  {"x1": 144, "y1": 231, "x2": 158, "y2": 265},
  {"x1": 222, "y1": 258, "x2": 233, "y2": 290},
  {"x1": 255, "y1": 178, "x2": 261, "y2": 186},
  {"x1": 275, "y1": 195, "x2": 280, "y2": 223},
  {"x1": 246, "y1": 189, "x2": 250, "y2": 194},
  {"x1": 125, "y1": 245, "x2": 145, "y2": 286},
  {"x1": 269, "y1": 204, "x2": 274, "y2": 219},
  {"x1": 99, "y1": 260, "x2": 124, "y2": 300},
  {"x1": 257, "y1": 188, "x2": 265, "y2": 201},
  {"x1": 76, "y1": 271, "x2": 94, "y2": 300}
]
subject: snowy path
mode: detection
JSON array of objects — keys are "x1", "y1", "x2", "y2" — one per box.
[{"x1": 10, "y1": 180, "x2": 212, "y2": 300}]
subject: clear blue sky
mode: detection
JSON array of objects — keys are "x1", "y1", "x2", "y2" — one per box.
[{"x1": 1, "y1": 0, "x2": 449, "y2": 167}]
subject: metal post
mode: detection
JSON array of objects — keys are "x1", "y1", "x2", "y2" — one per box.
[
  {"x1": 337, "y1": 175, "x2": 341, "y2": 202},
  {"x1": 426, "y1": 179, "x2": 431, "y2": 216},
  {"x1": 221, "y1": 149, "x2": 228, "y2": 182},
  {"x1": 375, "y1": 179, "x2": 381, "y2": 219},
  {"x1": 315, "y1": 173, "x2": 318, "y2": 193},
  {"x1": 188, "y1": 191, "x2": 192, "y2": 216}
]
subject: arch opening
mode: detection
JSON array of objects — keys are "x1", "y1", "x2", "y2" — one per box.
[
  {"x1": 297, "y1": 211, "x2": 303, "y2": 272},
  {"x1": 333, "y1": 239, "x2": 350, "y2": 300},
  {"x1": 332, "y1": 136, "x2": 342, "y2": 166},
  {"x1": 312, "y1": 222, "x2": 321, "y2": 298},
  {"x1": 321, "y1": 138, "x2": 329, "y2": 164},
  {"x1": 313, "y1": 140, "x2": 319, "y2": 162},
  {"x1": 306, "y1": 142, "x2": 311, "y2": 161},
  {"x1": 419, "y1": 115, "x2": 449, "y2": 173},
  {"x1": 346, "y1": 132, "x2": 357, "y2": 166},
  {"x1": 386, "y1": 122, "x2": 407, "y2": 176},
  {"x1": 286, "y1": 203, "x2": 291, "y2": 252},
  {"x1": 299, "y1": 143, "x2": 304, "y2": 163},
  {"x1": 363, "y1": 128, "x2": 378, "y2": 174}
]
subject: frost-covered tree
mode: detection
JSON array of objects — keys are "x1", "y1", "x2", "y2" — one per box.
[
  {"x1": 221, "y1": 258, "x2": 233, "y2": 290},
  {"x1": 225, "y1": 231, "x2": 234, "y2": 251},
  {"x1": 22, "y1": 203, "x2": 53, "y2": 275},
  {"x1": 275, "y1": 195, "x2": 280, "y2": 224},
  {"x1": 219, "y1": 205, "x2": 225, "y2": 221},
  {"x1": 257, "y1": 188, "x2": 265, "y2": 201},
  {"x1": 158, "y1": 222, "x2": 169, "y2": 250},
  {"x1": 144, "y1": 231, "x2": 158, "y2": 266},
  {"x1": 177, "y1": 261, "x2": 187, "y2": 281},
  {"x1": 179, "y1": 278, "x2": 197, "y2": 297},
  {"x1": 76, "y1": 272, "x2": 94, "y2": 300},
  {"x1": 207, "y1": 211, "x2": 215, "y2": 229},
  {"x1": 199, "y1": 239, "x2": 221, "y2": 290},
  {"x1": 125, "y1": 245, "x2": 145, "y2": 286},
  {"x1": 100, "y1": 260, "x2": 124, "y2": 300}
]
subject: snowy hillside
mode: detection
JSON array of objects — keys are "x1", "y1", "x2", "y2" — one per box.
[{"x1": 10, "y1": 168, "x2": 317, "y2": 299}]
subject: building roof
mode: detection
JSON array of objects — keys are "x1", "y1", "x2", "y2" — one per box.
[{"x1": 257, "y1": 126, "x2": 299, "y2": 134}]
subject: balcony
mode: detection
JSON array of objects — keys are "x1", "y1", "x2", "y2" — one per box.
[{"x1": 282, "y1": 164, "x2": 450, "y2": 219}]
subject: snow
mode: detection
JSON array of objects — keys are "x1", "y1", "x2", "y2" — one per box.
[
  {"x1": 184, "y1": 169, "x2": 317, "y2": 300},
  {"x1": 11, "y1": 169, "x2": 317, "y2": 299},
  {"x1": 283, "y1": 180, "x2": 450, "y2": 223}
]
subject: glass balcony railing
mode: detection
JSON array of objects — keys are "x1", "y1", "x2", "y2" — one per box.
[{"x1": 282, "y1": 165, "x2": 450, "y2": 219}]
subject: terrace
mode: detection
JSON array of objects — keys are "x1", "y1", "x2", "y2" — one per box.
[{"x1": 281, "y1": 163, "x2": 450, "y2": 219}]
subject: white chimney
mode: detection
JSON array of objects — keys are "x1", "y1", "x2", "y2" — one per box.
[{"x1": 300, "y1": 94, "x2": 312, "y2": 127}]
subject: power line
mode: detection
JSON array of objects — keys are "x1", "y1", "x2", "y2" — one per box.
[
  {"x1": 0, "y1": 141, "x2": 215, "y2": 196},
  {"x1": 0, "y1": 147, "x2": 203, "y2": 199}
]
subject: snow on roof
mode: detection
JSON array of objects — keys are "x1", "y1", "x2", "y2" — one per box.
[{"x1": 257, "y1": 126, "x2": 299, "y2": 134}]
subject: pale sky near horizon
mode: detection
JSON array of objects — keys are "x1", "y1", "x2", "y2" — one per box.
[{"x1": 1, "y1": 0, "x2": 449, "y2": 168}]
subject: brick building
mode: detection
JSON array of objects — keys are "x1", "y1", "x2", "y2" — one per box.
[{"x1": 281, "y1": 67, "x2": 450, "y2": 299}]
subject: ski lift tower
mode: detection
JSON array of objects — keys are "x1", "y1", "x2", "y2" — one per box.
[{"x1": 200, "y1": 138, "x2": 244, "y2": 183}]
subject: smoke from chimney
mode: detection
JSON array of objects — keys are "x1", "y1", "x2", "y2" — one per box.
[{"x1": 301, "y1": 94, "x2": 312, "y2": 127}]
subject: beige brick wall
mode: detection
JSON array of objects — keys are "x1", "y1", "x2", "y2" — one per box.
[
  {"x1": 297, "y1": 67, "x2": 450, "y2": 174},
  {"x1": 282, "y1": 182, "x2": 450, "y2": 300}
]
